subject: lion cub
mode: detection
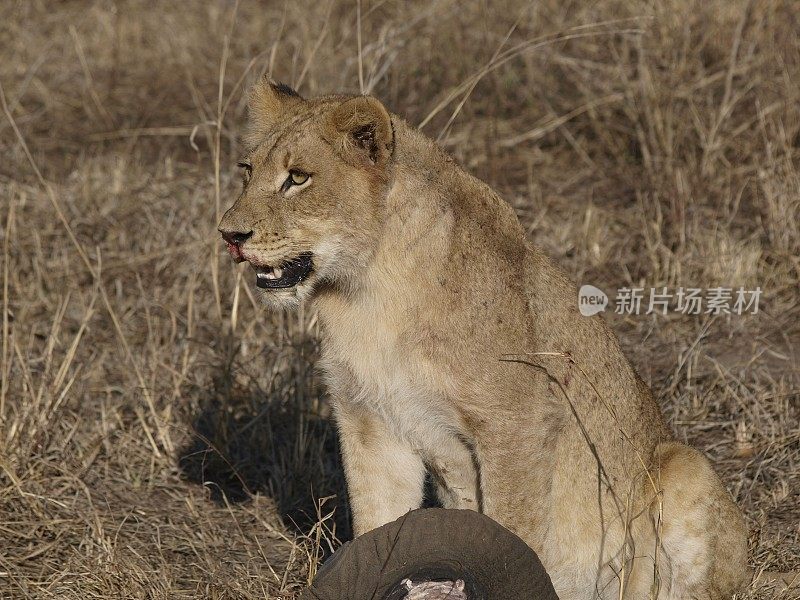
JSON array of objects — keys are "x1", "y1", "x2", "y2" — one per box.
[{"x1": 219, "y1": 78, "x2": 749, "y2": 600}]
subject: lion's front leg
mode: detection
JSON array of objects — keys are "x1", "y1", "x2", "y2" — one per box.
[
  {"x1": 427, "y1": 435, "x2": 481, "y2": 511},
  {"x1": 334, "y1": 400, "x2": 426, "y2": 536}
]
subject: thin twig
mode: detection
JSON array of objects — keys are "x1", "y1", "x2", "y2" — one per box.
[
  {"x1": 356, "y1": 0, "x2": 365, "y2": 94},
  {"x1": 1, "y1": 195, "x2": 13, "y2": 420},
  {"x1": 419, "y1": 21, "x2": 644, "y2": 130}
]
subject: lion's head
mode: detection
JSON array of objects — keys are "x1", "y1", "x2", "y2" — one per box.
[{"x1": 218, "y1": 78, "x2": 395, "y2": 308}]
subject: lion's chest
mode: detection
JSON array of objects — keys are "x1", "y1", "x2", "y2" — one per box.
[{"x1": 317, "y1": 293, "x2": 451, "y2": 442}]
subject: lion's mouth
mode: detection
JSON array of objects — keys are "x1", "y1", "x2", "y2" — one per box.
[{"x1": 252, "y1": 252, "x2": 314, "y2": 289}]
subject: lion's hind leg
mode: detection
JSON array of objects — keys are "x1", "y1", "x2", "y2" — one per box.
[{"x1": 652, "y1": 442, "x2": 749, "y2": 599}]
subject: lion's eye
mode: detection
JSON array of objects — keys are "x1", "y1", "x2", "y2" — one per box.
[
  {"x1": 281, "y1": 169, "x2": 310, "y2": 192},
  {"x1": 290, "y1": 171, "x2": 309, "y2": 185},
  {"x1": 237, "y1": 162, "x2": 252, "y2": 183}
]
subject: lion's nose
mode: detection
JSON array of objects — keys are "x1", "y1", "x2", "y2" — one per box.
[{"x1": 219, "y1": 229, "x2": 253, "y2": 246}]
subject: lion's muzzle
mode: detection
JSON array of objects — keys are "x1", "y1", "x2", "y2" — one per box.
[{"x1": 219, "y1": 228, "x2": 252, "y2": 263}]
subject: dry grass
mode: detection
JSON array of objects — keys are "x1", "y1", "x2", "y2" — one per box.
[{"x1": 1, "y1": 1, "x2": 798, "y2": 598}]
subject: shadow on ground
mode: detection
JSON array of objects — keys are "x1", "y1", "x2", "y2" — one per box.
[{"x1": 178, "y1": 333, "x2": 353, "y2": 540}]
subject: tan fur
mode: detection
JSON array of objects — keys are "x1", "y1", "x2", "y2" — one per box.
[{"x1": 219, "y1": 78, "x2": 750, "y2": 599}]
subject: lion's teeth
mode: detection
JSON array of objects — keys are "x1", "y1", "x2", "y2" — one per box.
[{"x1": 256, "y1": 268, "x2": 282, "y2": 281}]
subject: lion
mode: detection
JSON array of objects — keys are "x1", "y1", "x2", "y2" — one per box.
[{"x1": 218, "y1": 77, "x2": 750, "y2": 599}]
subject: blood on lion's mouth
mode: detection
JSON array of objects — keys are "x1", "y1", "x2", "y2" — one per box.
[{"x1": 252, "y1": 252, "x2": 314, "y2": 289}]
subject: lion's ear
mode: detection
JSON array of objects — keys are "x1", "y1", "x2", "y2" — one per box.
[
  {"x1": 326, "y1": 96, "x2": 394, "y2": 167},
  {"x1": 245, "y1": 77, "x2": 303, "y2": 146}
]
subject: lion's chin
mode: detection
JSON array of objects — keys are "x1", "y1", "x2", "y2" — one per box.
[
  {"x1": 257, "y1": 288, "x2": 300, "y2": 310},
  {"x1": 255, "y1": 276, "x2": 318, "y2": 311}
]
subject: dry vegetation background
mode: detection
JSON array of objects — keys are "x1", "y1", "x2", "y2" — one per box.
[{"x1": 1, "y1": 0, "x2": 798, "y2": 598}]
